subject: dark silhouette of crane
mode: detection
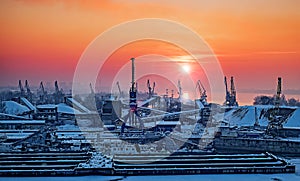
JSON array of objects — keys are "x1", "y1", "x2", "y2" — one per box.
[
  {"x1": 18, "y1": 80, "x2": 25, "y2": 97},
  {"x1": 116, "y1": 81, "x2": 123, "y2": 99},
  {"x1": 54, "y1": 81, "x2": 64, "y2": 104},
  {"x1": 224, "y1": 76, "x2": 238, "y2": 106},
  {"x1": 266, "y1": 77, "x2": 288, "y2": 137},
  {"x1": 24, "y1": 80, "x2": 32, "y2": 101},
  {"x1": 37, "y1": 81, "x2": 47, "y2": 104},
  {"x1": 177, "y1": 80, "x2": 182, "y2": 100},
  {"x1": 195, "y1": 80, "x2": 207, "y2": 104},
  {"x1": 121, "y1": 58, "x2": 143, "y2": 132},
  {"x1": 147, "y1": 79, "x2": 155, "y2": 99},
  {"x1": 89, "y1": 83, "x2": 95, "y2": 95}
]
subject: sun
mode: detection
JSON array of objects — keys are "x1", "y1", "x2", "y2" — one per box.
[
  {"x1": 182, "y1": 92, "x2": 189, "y2": 99},
  {"x1": 182, "y1": 64, "x2": 191, "y2": 73}
]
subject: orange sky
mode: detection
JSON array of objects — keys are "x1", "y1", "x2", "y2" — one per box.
[{"x1": 0, "y1": 0, "x2": 300, "y2": 105}]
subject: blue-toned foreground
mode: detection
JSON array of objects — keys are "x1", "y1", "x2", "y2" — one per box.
[{"x1": 0, "y1": 151, "x2": 295, "y2": 177}]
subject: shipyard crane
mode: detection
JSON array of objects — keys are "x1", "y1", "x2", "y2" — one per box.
[
  {"x1": 119, "y1": 58, "x2": 197, "y2": 134},
  {"x1": 274, "y1": 77, "x2": 282, "y2": 108},
  {"x1": 54, "y1": 81, "x2": 64, "y2": 104},
  {"x1": 24, "y1": 80, "x2": 31, "y2": 95},
  {"x1": 230, "y1": 76, "x2": 238, "y2": 106},
  {"x1": 37, "y1": 81, "x2": 46, "y2": 104},
  {"x1": 224, "y1": 76, "x2": 238, "y2": 106},
  {"x1": 18, "y1": 80, "x2": 25, "y2": 97},
  {"x1": 116, "y1": 81, "x2": 122, "y2": 99},
  {"x1": 266, "y1": 77, "x2": 289, "y2": 137},
  {"x1": 121, "y1": 58, "x2": 144, "y2": 131},
  {"x1": 224, "y1": 76, "x2": 230, "y2": 106},
  {"x1": 177, "y1": 80, "x2": 182, "y2": 99},
  {"x1": 39, "y1": 82, "x2": 45, "y2": 94},
  {"x1": 89, "y1": 83, "x2": 95, "y2": 94},
  {"x1": 147, "y1": 79, "x2": 155, "y2": 98},
  {"x1": 24, "y1": 80, "x2": 33, "y2": 101},
  {"x1": 55, "y1": 81, "x2": 60, "y2": 94},
  {"x1": 195, "y1": 80, "x2": 207, "y2": 104}
]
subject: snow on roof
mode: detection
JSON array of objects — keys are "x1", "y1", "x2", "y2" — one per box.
[
  {"x1": 0, "y1": 113, "x2": 30, "y2": 120},
  {"x1": 20, "y1": 97, "x2": 36, "y2": 111},
  {"x1": 66, "y1": 98, "x2": 91, "y2": 113},
  {"x1": 57, "y1": 103, "x2": 83, "y2": 114},
  {"x1": 37, "y1": 103, "x2": 83, "y2": 114},
  {"x1": 224, "y1": 106, "x2": 299, "y2": 128},
  {"x1": 284, "y1": 108, "x2": 300, "y2": 128},
  {"x1": 37, "y1": 104, "x2": 56, "y2": 109},
  {"x1": 56, "y1": 124, "x2": 81, "y2": 131},
  {"x1": 156, "y1": 121, "x2": 181, "y2": 126},
  {"x1": 2, "y1": 101, "x2": 30, "y2": 115},
  {"x1": 0, "y1": 120, "x2": 45, "y2": 124}
]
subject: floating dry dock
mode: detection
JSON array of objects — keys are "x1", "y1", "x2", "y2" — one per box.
[
  {"x1": 0, "y1": 151, "x2": 295, "y2": 176},
  {"x1": 110, "y1": 152, "x2": 295, "y2": 175}
]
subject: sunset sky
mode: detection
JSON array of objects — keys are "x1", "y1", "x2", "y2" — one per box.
[{"x1": 1, "y1": 0, "x2": 299, "y2": 105}]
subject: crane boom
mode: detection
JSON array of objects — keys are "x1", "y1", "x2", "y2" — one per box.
[
  {"x1": 177, "y1": 80, "x2": 182, "y2": 99},
  {"x1": 129, "y1": 58, "x2": 137, "y2": 111},
  {"x1": 224, "y1": 76, "x2": 229, "y2": 94},
  {"x1": 196, "y1": 80, "x2": 207, "y2": 103},
  {"x1": 25, "y1": 80, "x2": 31, "y2": 94},
  {"x1": 147, "y1": 79, "x2": 156, "y2": 98},
  {"x1": 89, "y1": 83, "x2": 94, "y2": 94},
  {"x1": 116, "y1": 81, "x2": 122, "y2": 98},
  {"x1": 39, "y1": 82, "x2": 45, "y2": 94},
  {"x1": 224, "y1": 76, "x2": 230, "y2": 105},
  {"x1": 196, "y1": 80, "x2": 202, "y2": 98},
  {"x1": 55, "y1": 81, "x2": 59, "y2": 93},
  {"x1": 230, "y1": 76, "x2": 236, "y2": 98},
  {"x1": 131, "y1": 57, "x2": 135, "y2": 91},
  {"x1": 224, "y1": 76, "x2": 238, "y2": 106}
]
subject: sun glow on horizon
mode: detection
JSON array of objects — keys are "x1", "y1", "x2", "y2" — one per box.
[
  {"x1": 182, "y1": 64, "x2": 191, "y2": 73},
  {"x1": 182, "y1": 92, "x2": 189, "y2": 100}
]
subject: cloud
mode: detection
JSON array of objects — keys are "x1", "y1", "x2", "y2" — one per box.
[
  {"x1": 253, "y1": 51, "x2": 297, "y2": 55},
  {"x1": 14, "y1": 0, "x2": 126, "y2": 12},
  {"x1": 214, "y1": 51, "x2": 298, "y2": 58}
]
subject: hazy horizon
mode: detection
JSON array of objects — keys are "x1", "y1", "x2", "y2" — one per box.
[{"x1": 1, "y1": 0, "x2": 299, "y2": 105}]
